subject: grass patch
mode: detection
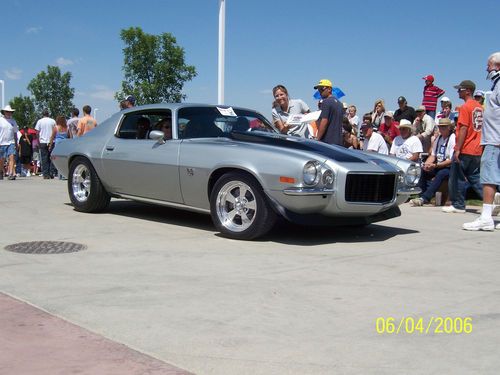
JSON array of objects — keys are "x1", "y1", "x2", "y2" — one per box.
[{"x1": 466, "y1": 199, "x2": 483, "y2": 207}]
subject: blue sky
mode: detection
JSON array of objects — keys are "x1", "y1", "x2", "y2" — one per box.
[{"x1": 1, "y1": 0, "x2": 498, "y2": 121}]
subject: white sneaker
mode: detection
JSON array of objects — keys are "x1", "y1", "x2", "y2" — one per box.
[
  {"x1": 463, "y1": 217, "x2": 494, "y2": 231},
  {"x1": 410, "y1": 198, "x2": 424, "y2": 206},
  {"x1": 442, "y1": 205, "x2": 466, "y2": 213}
]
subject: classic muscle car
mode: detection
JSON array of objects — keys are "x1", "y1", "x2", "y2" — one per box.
[{"x1": 52, "y1": 104, "x2": 421, "y2": 240}]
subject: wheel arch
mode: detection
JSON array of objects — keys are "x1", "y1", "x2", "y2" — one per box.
[
  {"x1": 208, "y1": 167, "x2": 262, "y2": 200},
  {"x1": 207, "y1": 167, "x2": 283, "y2": 216},
  {"x1": 68, "y1": 153, "x2": 96, "y2": 171}
]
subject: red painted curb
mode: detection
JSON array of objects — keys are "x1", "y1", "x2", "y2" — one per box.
[{"x1": 0, "y1": 292, "x2": 192, "y2": 375}]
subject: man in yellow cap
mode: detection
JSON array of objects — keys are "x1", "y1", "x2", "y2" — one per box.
[{"x1": 314, "y1": 79, "x2": 344, "y2": 146}]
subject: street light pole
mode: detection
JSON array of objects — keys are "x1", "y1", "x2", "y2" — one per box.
[
  {"x1": 218, "y1": 0, "x2": 225, "y2": 105},
  {"x1": 0, "y1": 80, "x2": 4, "y2": 109}
]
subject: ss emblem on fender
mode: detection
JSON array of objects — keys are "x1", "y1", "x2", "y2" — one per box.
[{"x1": 186, "y1": 168, "x2": 194, "y2": 176}]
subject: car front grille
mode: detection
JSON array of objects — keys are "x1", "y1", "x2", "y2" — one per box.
[{"x1": 345, "y1": 173, "x2": 396, "y2": 204}]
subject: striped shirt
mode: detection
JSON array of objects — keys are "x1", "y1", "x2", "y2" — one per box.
[{"x1": 422, "y1": 84, "x2": 445, "y2": 112}]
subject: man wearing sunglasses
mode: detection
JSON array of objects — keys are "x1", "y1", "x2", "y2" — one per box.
[
  {"x1": 442, "y1": 80, "x2": 483, "y2": 214},
  {"x1": 313, "y1": 79, "x2": 343, "y2": 146}
]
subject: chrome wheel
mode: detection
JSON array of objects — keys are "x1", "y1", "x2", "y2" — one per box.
[
  {"x1": 72, "y1": 164, "x2": 91, "y2": 203},
  {"x1": 216, "y1": 180, "x2": 257, "y2": 233}
]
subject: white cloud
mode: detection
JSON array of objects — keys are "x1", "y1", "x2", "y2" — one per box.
[
  {"x1": 4, "y1": 68, "x2": 22, "y2": 80},
  {"x1": 26, "y1": 26, "x2": 42, "y2": 34},
  {"x1": 56, "y1": 57, "x2": 74, "y2": 66},
  {"x1": 89, "y1": 85, "x2": 116, "y2": 101}
]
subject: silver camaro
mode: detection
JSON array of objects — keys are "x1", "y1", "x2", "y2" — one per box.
[{"x1": 52, "y1": 104, "x2": 421, "y2": 240}]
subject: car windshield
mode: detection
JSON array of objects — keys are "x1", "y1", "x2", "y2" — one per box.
[{"x1": 178, "y1": 106, "x2": 276, "y2": 139}]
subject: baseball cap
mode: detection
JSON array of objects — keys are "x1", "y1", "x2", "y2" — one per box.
[
  {"x1": 473, "y1": 90, "x2": 485, "y2": 98},
  {"x1": 440, "y1": 96, "x2": 451, "y2": 102},
  {"x1": 384, "y1": 111, "x2": 394, "y2": 118},
  {"x1": 422, "y1": 75, "x2": 434, "y2": 82},
  {"x1": 453, "y1": 80, "x2": 476, "y2": 92},
  {"x1": 397, "y1": 119, "x2": 413, "y2": 129},
  {"x1": 397, "y1": 96, "x2": 407, "y2": 103},
  {"x1": 126, "y1": 95, "x2": 136, "y2": 104},
  {"x1": 313, "y1": 79, "x2": 333, "y2": 89},
  {"x1": 415, "y1": 105, "x2": 426, "y2": 112}
]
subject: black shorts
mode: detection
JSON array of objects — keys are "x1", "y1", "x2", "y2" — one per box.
[{"x1": 19, "y1": 155, "x2": 32, "y2": 164}]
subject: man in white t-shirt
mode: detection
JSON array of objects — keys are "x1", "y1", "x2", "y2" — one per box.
[
  {"x1": 390, "y1": 119, "x2": 423, "y2": 161},
  {"x1": 0, "y1": 105, "x2": 19, "y2": 180},
  {"x1": 360, "y1": 121, "x2": 388, "y2": 155},
  {"x1": 410, "y1": 118, "x2": 456, "y2": 206},
  {"x1": 35, "y1": 109, "x2": 56, "y2": 179}
]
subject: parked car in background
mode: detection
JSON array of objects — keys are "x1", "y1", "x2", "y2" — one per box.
[{"x1": 52, "y1": 104, "x2": 421, "y2": 240}]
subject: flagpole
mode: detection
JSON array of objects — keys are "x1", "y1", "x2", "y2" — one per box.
[{"x1": 218, "y1": 0, "x2": 225, "y2": 105}]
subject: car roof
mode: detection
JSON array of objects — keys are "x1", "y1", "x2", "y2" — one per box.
[{"x1": 118, "y1": 103, "x2": 262, "y2": 115}]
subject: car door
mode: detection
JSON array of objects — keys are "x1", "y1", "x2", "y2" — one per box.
[{"x1": 100, "y1": 110, "x2": 183, "y2": 203}]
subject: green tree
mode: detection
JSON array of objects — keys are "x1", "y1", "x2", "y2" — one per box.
[
  {"x1": 115, "y1": 27, "x2": 197, "y2": 104},
  {"x1": 27, "y1": 65, "x2": 75, "y2": 117},
  {"x1": 9, "y1": 95, "x2": 37, "y2": 128}
]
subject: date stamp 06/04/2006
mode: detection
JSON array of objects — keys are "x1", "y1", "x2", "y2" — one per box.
[{"x1": 375, "y1": 317, "x2": 473, "y2": 335}]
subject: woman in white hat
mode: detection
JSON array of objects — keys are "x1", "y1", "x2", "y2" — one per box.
[
  {"x1": 0, "y1": 105, "x2": 19, "y2": 180},
  {"x1": 410, "y1": 118, "x2": 456, "y2": 206}
]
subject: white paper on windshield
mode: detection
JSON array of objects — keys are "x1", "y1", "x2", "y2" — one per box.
[{"x1": 217, "y1": 106, "x2": 237, "y2": 117}]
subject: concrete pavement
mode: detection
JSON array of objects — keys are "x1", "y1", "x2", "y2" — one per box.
[{"x1": 0, "y1": 177, "x2": 499, "y2": 374}]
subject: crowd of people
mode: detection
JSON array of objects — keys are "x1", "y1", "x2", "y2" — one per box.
[
  {"x1": 270, "y1": 52, "x2": 499, "y2": 231},
  {"x1": 0, "y1": 104, "x2": 98, "y2": 180},
  {"x1": 1, "y1": 53, "x2": 499, "y2": 231},
  {"x1": 0, "y1": 95, "x2": 137, "y2": 181}
]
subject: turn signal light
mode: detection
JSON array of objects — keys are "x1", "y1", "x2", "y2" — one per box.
[{"x1": 279, "y1": 176, "x2": 296, "y2": 183}]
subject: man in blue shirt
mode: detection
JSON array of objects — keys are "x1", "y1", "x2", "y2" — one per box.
[{"x1": 314, "y1": 79, "x2": 344, "y2": 146}]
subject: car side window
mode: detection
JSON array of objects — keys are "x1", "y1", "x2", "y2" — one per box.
[
  {"x1": 177, "y1": 107, "x2": 276, "y2": 139},
  {"x1": 117, "y1": 110, "x2": 172, "y2": 139}
]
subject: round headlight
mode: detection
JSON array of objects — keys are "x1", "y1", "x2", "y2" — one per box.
[
  {"x1": 405, "y1": 164, "x2": 421, "y2": 186},
  {"x1": 303, "y1": 161, "x2": 319, "y2": 186},
  {"x1": 322, "y1": 169, "x2": 334, "y2": 187}
]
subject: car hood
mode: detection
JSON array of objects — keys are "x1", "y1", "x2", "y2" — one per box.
[{"x1": 229, "y1": 131, "x2": 367, "y2": 163}]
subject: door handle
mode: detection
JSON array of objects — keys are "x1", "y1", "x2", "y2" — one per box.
[{"x1": 106, "y1": 146, "x2": 115, "y2": 151}]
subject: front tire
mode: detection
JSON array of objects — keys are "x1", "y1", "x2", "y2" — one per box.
[
  {"x1": 68, "y1": 157, "x2": 110, "y2": 212},
  {"x1": 210, "y1": 172, "x2": 276, "y2": 240}
]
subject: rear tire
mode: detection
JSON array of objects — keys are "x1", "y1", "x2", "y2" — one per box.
[
  {"x1": 210, "y1": 172, "x2": 276, "y2": 240},
  {"x1": 68, "y1": 157, "x2": 110, "y2": 212}
]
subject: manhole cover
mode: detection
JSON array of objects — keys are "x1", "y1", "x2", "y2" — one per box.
[{"x1": 4, "y1": 241, "x2": 87, "y2": 254}]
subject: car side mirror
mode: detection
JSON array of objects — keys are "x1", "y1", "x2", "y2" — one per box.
[{"x1": 149, "y1": 130, "x2": 166, "y2": 143}]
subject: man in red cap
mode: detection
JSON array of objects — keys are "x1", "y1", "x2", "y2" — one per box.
[{"x1": 422, "y1": 74, "x2": 445, "y2": 119}]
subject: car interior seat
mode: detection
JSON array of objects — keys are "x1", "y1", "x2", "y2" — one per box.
[{"x1": 232, "y1": 117, "x2": 250, "y2": 132}]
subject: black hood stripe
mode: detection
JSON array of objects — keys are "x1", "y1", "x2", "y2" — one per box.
[{"x1": 229, "y1": 131, "x2": 367, "y2": 163}]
